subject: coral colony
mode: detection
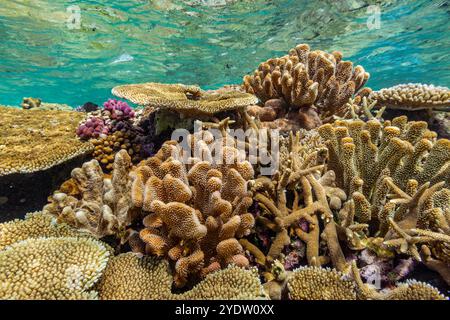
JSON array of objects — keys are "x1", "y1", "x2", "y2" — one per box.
[{"x1": 1, "y1": 43, "x2": 450, "y2": 301}]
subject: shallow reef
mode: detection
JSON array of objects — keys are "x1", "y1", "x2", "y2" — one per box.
[{"x1": 0, "y1": 42, "x2": 449, "y2": 300}]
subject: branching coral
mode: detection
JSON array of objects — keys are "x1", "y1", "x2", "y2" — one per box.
[
  {"x1": 0, "y1": 211, "x2": 83, "y2": 250},
  {"x1": 287, "y1": 266, "x2": 357, "y2": 300},
  {"x1": 97, "y1": 252, "x2": 266, "y2": 300},
  {"x1": 133, "y1": 127, "x2": 255, "y2": 287},
  {"x1": 0, "y1": 237, "x2": 110, "y2": 300},
  {"x1": 242, "y1": 43, "x2": 371, "y2": 129},
  {"x1": 112, "y1": 82, "x2": 258, "y2": 116},
  {"x1": 43, "y1": 149, "x2": 136, "y2": 241},
  {"x1": 0, "y1": 106, "x2": 93, "y2": 176},
  {"x1": 370, "y1": 83, "x2": 450, "y2": 111}
]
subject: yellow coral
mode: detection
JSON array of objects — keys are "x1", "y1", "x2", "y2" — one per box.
[
  {"x1": 0, "y1": 211, "x2": 83, "y2": 250},
  {"x1": 112, "y1": 82, "x2": 258, "y2": 116},
  {"x1": 0, "y1": 106, "x2": 93, "y2": 176},
  {"x1": 287, "y1": 266, "x2": 357, "y2": 300},
  {"x1": 0, "y1": 237, "x2": 110, "y2": 300}
]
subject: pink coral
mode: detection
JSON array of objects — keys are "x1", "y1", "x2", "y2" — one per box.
[
  {"x1": 76, "y1": 116, "x2": 109, "y2": 140},
  {"x1": 103, "y1": 99, "x2": 135, "y2": 120}
]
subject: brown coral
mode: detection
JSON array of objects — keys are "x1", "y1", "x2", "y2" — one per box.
[
  {"x1": 0, "y1": 237, "x2": 110, "y2": 300},
  {"x1": 242, "y1": 43, "x2": 371, "y2": 129},
  {"x1": 370, "y1": 83, "x2": 450, "y2": 111},
  {"x1": 134, "y1": 127, "x2": 255, "y2": 287},
  {"x1": 0, "y1": 106, "x2": 93, "y2": 176},
  {"x1": 112, "y1": 82, "x2": 258, "y2": 116}
]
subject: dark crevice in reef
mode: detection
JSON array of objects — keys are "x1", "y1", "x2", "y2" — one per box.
[{"x1": 0, "y1": 154, "x2": 92, "y2": 223}]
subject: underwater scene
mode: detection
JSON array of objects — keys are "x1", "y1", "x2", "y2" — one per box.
[{"x1": 0, "y1": 0, "x2": 449, "y2": 302}]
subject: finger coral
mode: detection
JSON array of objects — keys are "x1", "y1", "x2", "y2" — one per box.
[
  {"x1": 97, "y1": 252, "x2": 266, "y2": 300},
  {"x1": 287, "y1": 266, "x2": 357, "y2": 300},
  {"x1": 0, "y1": 211, "x2": 83, "y2": 250},
  {"x1": 370, "y1": 83, "x2": 450, "y2": 111},
  {"x1": 43, "y1": 149, "x2": 135, "y2": 241},
  {"x1": 112, "y1": 82, "x2": 258, "y2": 116},
  {"x1": 0, "y1": 237, "x2": 110, "y2": 300},
  {"x1": 242, "y1": 43, "x2": 371, "y2": 129},
  {"x1": 0, "y1": 106, "x2": 93, "y2": 176},
  {"x1": 134, "y1": 127, "x2": 255, "y2": 287}
]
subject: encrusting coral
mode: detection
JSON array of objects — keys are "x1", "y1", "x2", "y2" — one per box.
[
  {"x1": 133, "y1": 125, "x2": 255, "y2": 287},
  {"x1": 0, "y1": 237, "x2": 110, "y2": 300},
  {"x1": 369, "y1": 83, "x2": 450, "y2": 111},
  {"x1": 243, "y1": 43, "x2": 371, "y2": 130},
  {"x1": 96, "y1": 252, "x2": 266, "y2": 300},
  {"x1": 0, "y1": 211, "x2": 84, "y2": 250},
  {"x1": 112, "y1": 82, "x2": 258, "y2": 116},
  {"x1": 43, "y1": 149, "x2": 136, "y2": 242},
  {"x1": 0, "y1": 106, "x2": 93, "y2": 176}
]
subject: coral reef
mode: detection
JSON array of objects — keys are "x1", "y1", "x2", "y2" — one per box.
[
  {"x1": 21, "y1": 97, "x2": 72, "y2": 111},
  {"x1": 133, "y1": 127, "x2": 255, "y2": 287},
  {"x1": 243, "y1": 43, "x2": 371, "y2": 130},
  {"x1": 103, "y1": 98, "x2": 135, "y2": 120},
  {"x1": 112, "y1": 82, "x2": 258, "y2": 116},
  {"x1": 0, "y1": 237, "x2": 110, "y2": 299},
  {"x1": 370, "y1": 83, "x2": 450, "y2": 111},
  {"x1": 97, "y1": 252, "x2": 266, "y2": 300},
  {"x1": 0, "y1": 106, "x2": 93, "y2": 176},
  {"x1": 76, "y1": 116, "x2": 109, "y2": 140}
]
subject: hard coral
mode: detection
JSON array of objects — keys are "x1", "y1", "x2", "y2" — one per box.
[
  {"x1": 97, "y1": 252, "x2": 266, "y2": 300},
  {"x1": 103, "y1": 98, "x2": 135, "y2": 120},
  {"x1": 112, "y1": 82, "x2": 258, "y2": 116},
  {"x1": 243, "y1": 43, "x2": 371, "y2": 129},
  {"x1": 76, "y1": 116, "x2": 109, "y2": 140},
  {"x1": 370, "y1": 83, "x2": 450, "y2": 111},
  {"x1": 134, "y1": 126, "x2": 255, "y2": 287},
  {"x1": 0, "y1": 237, "x2": 110, "y2": 300},
  {"x1": 0, "y1": 106, "x2": 93, "y2": 176}
]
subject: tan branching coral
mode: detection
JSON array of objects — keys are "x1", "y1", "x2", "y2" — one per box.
[
  {"x1": 133, "y1": 127, "x2": 255, "y2": 287},
  {"x1": 112, "y1": 82, "x2": 258, "y2": 116},
  {"x1": 287, "y1": 266, "x2": 357, "y2": 300},
  {"x1": 370, "y1": 83, "x2": 450, "y2": 111},
  {"x1": 43, "y1": 149, "x2": 135, "y2": 241},
  {"x1": 0, "y1": 211, "x2": 83, "y2": 250},
  {"x1": 0, "y1": 237, "x2": 110, "y2": 300},
  {"x1": 0, "y1": 106, "x2": 93, "y2": 176},
  {"x1": 242, "y1": 43, "x2": 371, "y2": 129},
  {"x1": 97, "y1": 252, "x2": 266, "y2": 300}
]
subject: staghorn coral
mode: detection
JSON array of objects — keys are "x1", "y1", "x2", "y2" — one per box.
[
  {"x1": 134, "y1": 126, "x2": 255, "y2": 287},
  {"x1": 370, "y1": 83, "x2": 450, "y2": 111},
  {"x1": 43, "y1": 149, "x2": 136, "y2": 241},
  {"x1": 0, "y1": 211, "x2": 83, "y2": 250},
  {"x1": 112, "y1": 82, "x2": 258, "y2": 116},
  {"x1": 97, "y1": 252, "x2": 266, "y2": 300},
  {"x1": 0, "y1": 106, "x2": 93, "y2": 176},
  {"x1": 243, "y1": 43, "x2": 371, "y2": 129},
  {"x1": 0, "y1": 237, "x2": 110, "y2": 300},
  {"x1": 287, "y1": 265, "x2": 357, "y2": 300}
]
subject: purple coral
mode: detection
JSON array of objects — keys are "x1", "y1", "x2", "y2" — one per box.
[
  {"x1": 76, "y1": 116, "x2": 109, "y2": 140},
  {"x1": 103, "y1": 99, "x2": 135, "y2": 120}
]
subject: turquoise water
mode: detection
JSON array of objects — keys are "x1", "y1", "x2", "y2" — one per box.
[{"x1": 0, "y1": 0, "x2": 449, "y2": 107}]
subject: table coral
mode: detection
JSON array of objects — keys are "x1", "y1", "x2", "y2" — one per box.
[
  {"x1": 242, "y1": 43, "x2": 371, "y2": 129},
  {"x1": 0, "y1": 237, "x2": 110, "y2": 300},
  {"x1": 0, "y1": 211, "x2": 83, "y2": 250},
  {"x1": 370, "y1": 83, "x2": 450, "y2": 111},
  {"x1": 112, "y1": 82, "x2": 258, "y2": 116},
  {"x1": 0, "y1": 106, "x2": 93, "y2": 176},
  {"x1": 43, "y1": 149, "x2": 135, "y2": 241},
  {"x1": 133, "y1": 127, "x2": 255, "y2": 287},
  {"x1": 97, "y1": 252, "x2": 266, "y2": 300}
]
